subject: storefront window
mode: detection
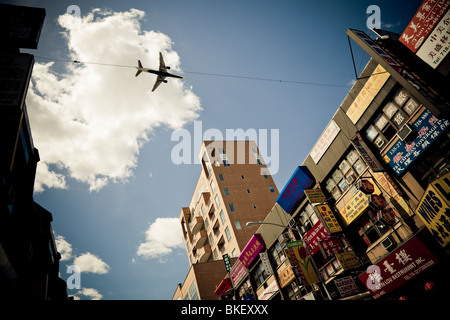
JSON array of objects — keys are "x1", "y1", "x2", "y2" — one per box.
[
  {"x1": 365, "y1": 87, "x2": 420, "y2": 150},
  {"x1": 357, "y1": 213, "x2": 390, "y2": 248},
  {"x1": 251, "y1": 262, "x2": 269, "y2": 288},
  {"x1": 270, "y1": 242, "x2": 287, "y2": 267}
]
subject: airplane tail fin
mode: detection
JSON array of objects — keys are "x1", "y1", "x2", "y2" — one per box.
[{"x1": 135, "y1": 60, "x2": 143, "y2": 77}]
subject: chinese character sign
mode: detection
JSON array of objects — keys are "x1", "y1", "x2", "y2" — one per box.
[
  {"x1": 399, "y1": 0, "x2": 450, "y2": 53},
  {"x1": 417, "y1": 9, "x2": 450, "y2": 68},
  {"x1": 276, "y1": 166, "x2": 314, "y2": 213},
  {"x1": 358, "y1": 236, "x2": 439, "y2": 299},
  {"x1": 317, "y1": 204, "x2": 343, "y2": 233},
  {"x1": 384, "y1": 110, "x2": 449, "y2": 175},
  {"x1": 286, "y1": 241, "x2": 320, "y2": 285}
]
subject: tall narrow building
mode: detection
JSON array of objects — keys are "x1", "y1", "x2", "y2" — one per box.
[{"x1": 173, "y1": 140, "x2": 279, "y2": 300}]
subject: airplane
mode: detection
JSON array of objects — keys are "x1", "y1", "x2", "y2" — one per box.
[{"x1": 135, "y1": 52, "x2": 184, "y2": 92}]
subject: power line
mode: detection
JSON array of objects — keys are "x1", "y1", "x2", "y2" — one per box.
[{"x1": 33, "y1": 55, "x2": 351, "y2": 88}]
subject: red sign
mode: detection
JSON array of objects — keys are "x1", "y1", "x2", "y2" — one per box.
[
  {"x1": 378, "y1": 209, "x2": 397, "y2": 225},
  {"x1": 358, "y1": 236, "x2": 439, "y2": 299},
  {"x1": 399, "y1": 0, "x2": 450, "y2": 53},
  {"x1": 369, "y1": 194, "x2": 385, "y2": 209},
  {"x1": 214, "y1": 278, "x2": 232, "y2": 296},
  {"x1": 319, "y1": 237, "x2": 344, "y2": 258},
  {"x1": 357, "y1": 179, "x2": 375, "y2": 194},
  {"x1": 303, "y1": 221, "x2": 329, "y2": 255}
]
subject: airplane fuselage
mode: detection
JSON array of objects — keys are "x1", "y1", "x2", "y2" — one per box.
[{"x1": 137, "y1": 68, "x2": 184, "y2": 79}]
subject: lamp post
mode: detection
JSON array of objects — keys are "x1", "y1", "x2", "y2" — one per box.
[{"x1": 246, "y1": 220, "x2": 332, "y2": 300}]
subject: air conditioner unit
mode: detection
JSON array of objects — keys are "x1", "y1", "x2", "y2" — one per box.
[
  {"x1": 397, "y1": 124, "x2": 414, "y2": 142},
  {"x1": 381, "y1": 236, "x2": 397, "y2": 252}
]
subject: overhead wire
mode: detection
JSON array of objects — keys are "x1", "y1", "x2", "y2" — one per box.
[{"x1": 33, "y1": 55, "x2": 351, "y2": 88}]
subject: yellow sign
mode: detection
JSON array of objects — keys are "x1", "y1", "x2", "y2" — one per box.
[
  {"x1": 316, "y1": 204, "x2": 342, "y2": 233},
  {"x1": 416, "y1": 172, "x2": 450, "y2": 248},
  {"x1": 286, "y1": 241, "x2": 320, "y2": 285},
  {"x1": 346, "y1": 64, "x2": 390, "y2": 124},
  {"x1": 339, "y1": 191, "x2": 369, "y2": 226},
  {"x1": 277, "y1": 265, "x2": 295, "y2": 288},
  {"x1": 304, "y1": 189, "x2": 327, "y2": 204},
  {"x1": 336, "y1": 251, "x2": 361, "y2": 270}
]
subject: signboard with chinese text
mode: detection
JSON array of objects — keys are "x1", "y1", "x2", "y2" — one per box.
[
  {"x1": 303, "y1": 221, "x2": 329, "y2": 255},
  {"x1": 222, "y1": 254, "x2": 232, "y2": 273},
  {"x1": 230, "y1": 260, "x2": 247, "y2": 287},
  {"x1": 276, "y1": 166, "x2": 314, "y2": 213},
  {"x1": 334, "y1": 276, "x2": 360, "y2": 298},
  {"x1": 277, "y1": 264, "x2": 296, "y2": 288},
  {"x1": 416, "y1": 172, "x2": 450, "y2": 247},
  {"x1": 259, "y1": 252, "x2": 273, "y2": 276},
  {"x1": 304, "y1": 189, "x2": 327, "y2": 204},
  {"x1": 238, "y1": 234, "x2": 265, "y2": 268},
  {"x1": 310, "y1": 120, "x2": 340, "y2": 164},
  {"x1": 336, "y1": 251, "x2": 361, "y2": 270},
  {"x1": 316, "y1": 204, "x2": 342, "y2": 233},
  {"x1": 384, "y1": 110, "x2": 449, "y2": 175},
  {"x1": 351, "y1": 133, "x2": 385, "y2": 172},
  {"x1": 285, "y1": 241, "x2": 320, "y2": 285},
  {"x1": 358, "y1": 236, "x2": 439, "y2": 299},
  {"x1": 339, "y1": 191, "x2": 370, "y2": 226},
  {"x1": 346, "y1": 65, "x2": 390, "y2": 124},
  {"x1": 214, "y1": 278, "x2": 232, "y2": 296},
  {"x1": 416, "y1": 9, "x2": 450, "y2": 68},
  {"x1": 258, "y1": 277, "x2": 279, "y2": 300},
  {"x1": 319, "y1": 237, "x2": 344, "y2": 258},
  {"x1": 399, "y1": 0, "x2": 450, "y2": 53}
]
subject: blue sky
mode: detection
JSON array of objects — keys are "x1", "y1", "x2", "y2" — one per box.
[{"x1": 4, "y1": 0, "x2": 422, "y2": 299}]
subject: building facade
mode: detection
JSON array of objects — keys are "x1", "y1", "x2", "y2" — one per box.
[
  {"x1": 173, "y1": 140, "x2": 279, "y2": 299},
  {"x1": 0, "y1": 3, "x2": 68, "y2": 300},
  {"x1": 213, "y1": 2, "x2": 450, "y2": 300}
]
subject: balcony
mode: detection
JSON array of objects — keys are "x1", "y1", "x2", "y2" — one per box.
[
  {"x1": 196, "y1": 245, "x2": 212, "y2": 263},
  {"x1": 193, "y1": 229, "x2": 208, "y2": 249},
  {"x1": 191, "y1": 216, "x2": 204, "y2": 235}
]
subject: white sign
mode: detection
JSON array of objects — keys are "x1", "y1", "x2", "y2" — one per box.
[
  {"x1": 417, "y1": 9, "x2": 450, "y2": 69},
  {"x1": 310, "y1": 120, "x2": 340, "y2": 164},
  {"x1": 258, "y1": 279, "x2": 279, "y2": 300}
]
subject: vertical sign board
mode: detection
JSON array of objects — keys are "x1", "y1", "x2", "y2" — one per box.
[
  {"x1": 415, "y1": 172, "x2": 450, "y2": 247},
  {"x1": 285, "y1": 241, "x2": 320, "y2": 285},
  {"x1": 383, "y1": 110, "x2": 450, "y2": 176},
  {"x1": 399, "y1": 0, "x2": 450, "y2": 53},
  {"x1": 230, "y1": 260, "x2": 247, "y2": 287},
  {"x1": 276, "y1": 166, "x2": 314, "y2": 214},
  {"x1": 358, "y1": 236, "x2": 439, "y2": 299},
  {"x1": 303, "y1": 221, "x2": 329, "y2": 255},
  {"x1": 316, "y1": 204, "x2": 343, "y2": 233},
  {"x1": 416, "y1": 9, "x2": 450, "y2": 69},
  {"x1": 351, "y1": 133, "x2": 385, "y2": 172}
]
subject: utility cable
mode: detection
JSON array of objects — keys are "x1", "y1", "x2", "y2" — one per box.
[{"x1": 33, "y1": 55, "x2": 351, "y2": 88}]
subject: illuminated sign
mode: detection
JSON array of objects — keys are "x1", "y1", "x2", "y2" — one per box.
[{"x1": 276, "y1": 166, "x2": 314, "y2": 213}]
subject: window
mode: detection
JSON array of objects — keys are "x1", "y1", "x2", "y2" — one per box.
[
  {"x1": 269, "y1": 185, "x2": 275, "y2": 193},
  {"x1": 224, "y1": 188, "x2": 230, "y2": 196},
  {"x1": 189, "y1": 281, "x2": 199, "y2": 300},
  {"x1": 253, "y1": 204, "x2": 257, "y2": 209},
  {"x1": 213, "y1": 249, "x2": 219, "y2": 260},
  {"x1": 252, "y1": 262, "x2": 269, "y2": 288},
  {"x1": 241, "y1": 175, "x2": 245, "y2": 179},
  {"x1": 210, "y1": 180, "x2": 216, "y2": 193},
  {"x1": 246, "y1": 189, "x2": 251, "y2": 194},
  {"x1": 270, "y1": 242, "x2": 286, "y2": 267},
  {"x1": 229, "y1": 204, "x2": 236, "y2": 212},
  {"x1": 263, "y1": 173, "x2": 269, "y2": 179},
  {"x1": 225, "y1": 226, "x2": 232, "y2": 241},
  {"x1": 234, "y1": 220, "x2": 242, "y2": 230},
  {"x1": 219, "y1": 148, "x2": 230, "y2": 166},
  {"x1": 215, "y1": 194, "x2": 221, "y2": 208},
  {"x1": 299, "y1": 204, "x2": 319, "y2": 231},
  {"x1": 219, "y1": 210, "x2": 226, "y2": 223},
  {"x1": 209, "y1": 233, "x2": 214, "y2": 246},
  {"x1": 231, "y1": 248, "x2": 238, "y2": 257},
  {"x1": 357, "y1": 213, "x2": 390, "y2": 248},
  {"x1": 325, "y1": 149, "x2": 368, "y2": 201},
  {"x1": 219, "y1": 174, "x2": 225, "y2": 181},
  {"x1": 252, "y1": 147, "x2": 263, "y2": 165},
  {"x1": 365, "y1": 88, "x2": 420, "y2": 150}
]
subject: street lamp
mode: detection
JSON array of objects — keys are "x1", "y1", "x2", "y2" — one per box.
[{"x1": 246, "y1": 220, "x2": 332, "y2": 300}]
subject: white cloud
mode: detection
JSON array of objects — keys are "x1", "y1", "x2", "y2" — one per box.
[
  {"x1": 27, "y1": 8, "x2": 201, "y2": 192},
  {"x1": 55, "y1": 234, "x2": 73, "y2": 261},
  {"x1": 137, "y1": 217, "x2": 184, "y2": 263},
  {"x1": 74, "y1": 287, "x2": 103, "y2": 300},
  {"x1": 73, "y1": 252, "x2": 111, "y2": 274}
]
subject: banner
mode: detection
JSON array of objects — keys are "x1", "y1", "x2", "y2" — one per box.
[{"x1": 285, "y1": 241, "x2": 320, "y2": 285}]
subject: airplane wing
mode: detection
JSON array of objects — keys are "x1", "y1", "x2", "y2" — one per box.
[
  {"x1": 152, "y1": 75, "x2": 166, "y2": 92},
  {"x1": 158, "y1": 52, "x2": 167, "y2": 72}
]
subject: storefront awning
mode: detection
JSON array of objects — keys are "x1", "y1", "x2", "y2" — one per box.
[{"x1": 214, "y1": 278, "x2": 232, "y2": 296}]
